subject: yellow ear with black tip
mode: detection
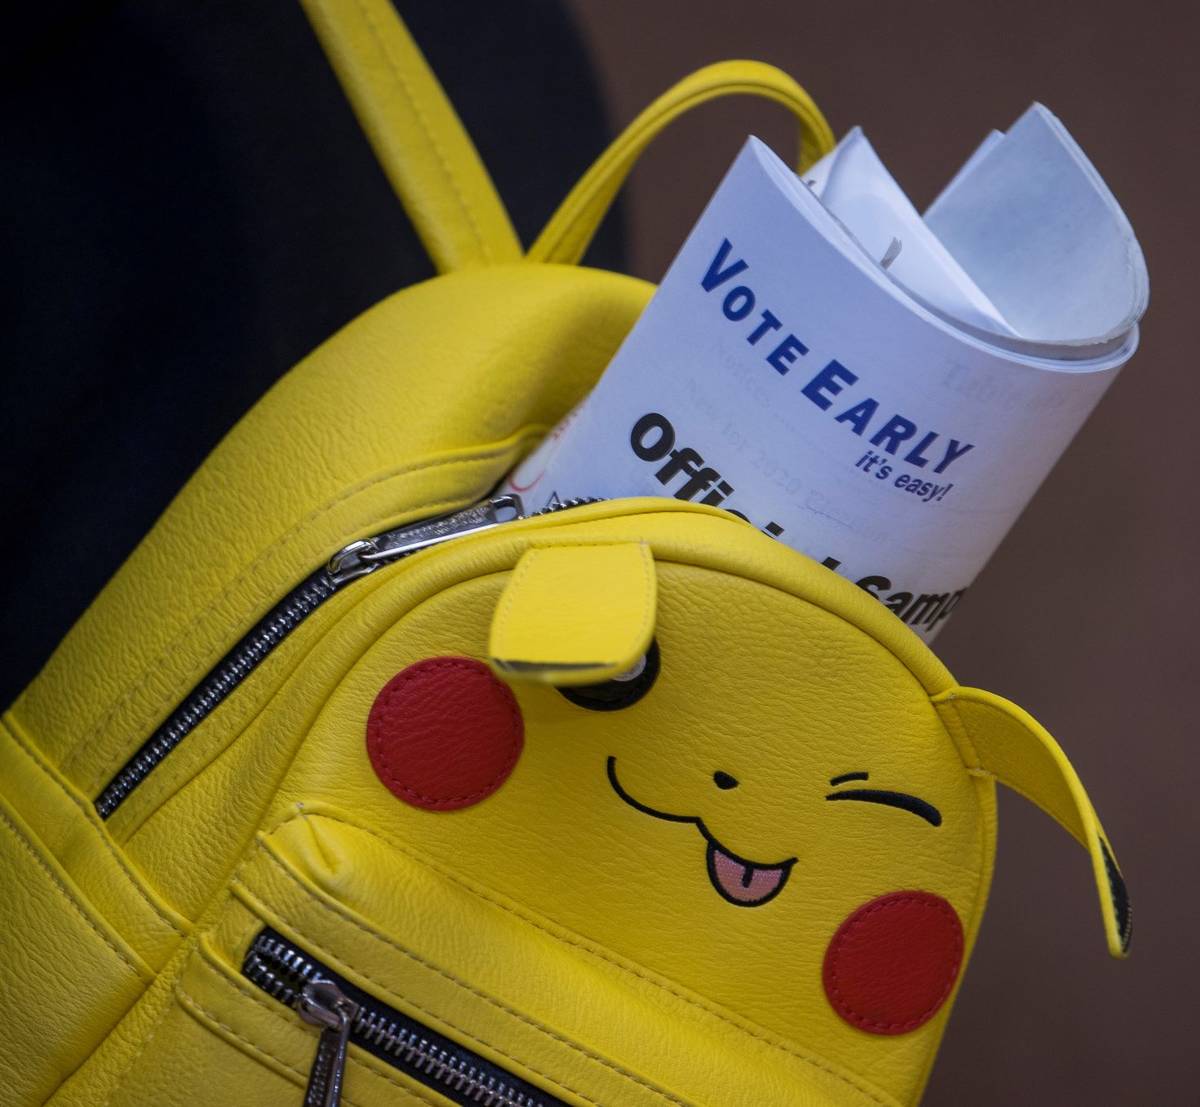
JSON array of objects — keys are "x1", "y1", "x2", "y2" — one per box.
[
  {"x1": 489, "y1": 543, "x2": 657, "y2": 685},
  {"x1": 934, "y1": 686, "x2": 1131, "y2": 958}
]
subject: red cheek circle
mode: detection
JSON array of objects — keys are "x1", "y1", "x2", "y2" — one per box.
[
  {"x1": 366, "y1": 657, "x2": 524, "y2": 812},
  {"x1": 823, "y1": 891, "x2": 964, "y2": 1036}
]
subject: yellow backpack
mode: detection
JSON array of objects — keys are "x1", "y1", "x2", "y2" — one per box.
[{"x1": 0, "y1": 4, "x2": 1129, "y2": 1105}]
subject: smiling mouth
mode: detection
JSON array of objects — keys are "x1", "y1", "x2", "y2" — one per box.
[{"x1": 606, "y1": 756, "x2": 796, "y2": 908}]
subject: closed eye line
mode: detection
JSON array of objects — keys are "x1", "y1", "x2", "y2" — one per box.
[
  {"x1": 829, "y1": 771, "x2": 869, "y2": 786},
  {"x1": 825, "y1": 788, "x2": 942, "y2": 827}
]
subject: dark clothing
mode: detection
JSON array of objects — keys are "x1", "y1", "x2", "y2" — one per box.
[{"x1": 0, "y1": 0, "x2": 623, "y2": 704}]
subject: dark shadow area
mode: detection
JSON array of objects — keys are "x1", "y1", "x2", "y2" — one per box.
[{"x1": 0, "y1": 0, "x2": 623, "y2": 703}]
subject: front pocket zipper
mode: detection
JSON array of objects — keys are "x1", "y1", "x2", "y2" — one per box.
[
  {"x1": 94, "y1": 494, "x2": 601, "y2": 819},
  {"x1": 243, "y1": 928, "x2": 568, "y2": 1107}
]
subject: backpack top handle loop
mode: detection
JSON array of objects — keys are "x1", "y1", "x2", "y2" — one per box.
[
  {"x1": 527, "y1": 59, "x2": 836, "y2": 268},
  {"x1": 301, "y1": 0, "x2": 523, "y2": 273}
]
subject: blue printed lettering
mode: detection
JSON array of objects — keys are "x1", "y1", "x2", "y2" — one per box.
[
  {"x1": 801, "y1": 359, "x2": 857, "y2": 407},
  {"x1": 903, "y1": 430, "x2": 939, "y2": 468},
  {"x1": 834, "y1": 397, "x2": 878, "y2": 436},
  {"x1": 697, "y1": 236, "x2": 976, "y2": 482},
  {"x1": 933, "y1": 439, "x2": 974, "y2": 474},
  {"x1": 767, "y1": 334, "x2": 810, "y2": 376},
  {"x1": 700, "y1": 239, "x2": 748, "y2": 292},
  {"x1": 869, "y1": 415, "x2": 918, "y2": 455},
  {"x1": 746, "y1": 310, "x2": 782, "y2": 345},
  {"x1": 722, "y1": 286, "x2": 755, "y2": 321}
]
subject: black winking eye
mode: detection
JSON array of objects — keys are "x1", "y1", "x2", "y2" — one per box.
[
  {"x1": 558, "y1": 641, "x2": 660, "y2": 711},
  {"x1": 825, "y1": 775, "x2": 942, "y2": 827}
]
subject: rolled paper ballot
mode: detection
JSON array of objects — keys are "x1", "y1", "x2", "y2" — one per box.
[{"x1": 505, "y1": 105, "x2": 1148, "y2": 641}]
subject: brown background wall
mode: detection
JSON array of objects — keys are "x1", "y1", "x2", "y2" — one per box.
[{"x1": 568, "y1": 1, "x2": 1197, "y2": 1103}]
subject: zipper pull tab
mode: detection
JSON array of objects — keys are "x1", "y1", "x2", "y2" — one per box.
[
  {"x1": 326, "y1": 494, "x2": 526, "y2": 585},
  {"x1": 297, "y1": 978, "x2": 358, "y2": 1107}
]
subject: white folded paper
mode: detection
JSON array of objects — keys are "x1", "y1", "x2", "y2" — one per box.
[{"x1": 504, "y1": 105, "x2": 1148, "y2": 641}]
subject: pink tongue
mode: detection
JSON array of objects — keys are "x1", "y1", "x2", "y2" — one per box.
[{"x1": 708, "y1": 843, "x2": 786, "y2": 904}]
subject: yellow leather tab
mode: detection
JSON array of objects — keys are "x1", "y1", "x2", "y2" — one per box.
[
  {"x1": 300, "y1": 0, "x2": 521, "y2": 272},
  {"x1": 934, "y1": 687, "x2": 1131, "y2": 959},
  {"x1": 489, "y1": 543, "x2": 656, "y2": 684},
  {"x1": 528, "y1": 59, "x2": 835, "y2": 266}
]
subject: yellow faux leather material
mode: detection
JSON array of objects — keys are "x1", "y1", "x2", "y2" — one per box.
[
  {"x1": 30, "y1": 503, "x2": 1127, "y2": 1107},
  {"x1": 933, "y1": 686, "x2": 1132, "y2": 958},
  {"x1": 2, "y1": 6, "x2": 1128, "y2": 1107},
  {"x1": 0, "y1": 785, "x2": 149, "y2": 1106},
  {"x1": 489, "y1": 542, "x2": 658, "y2": 682}
]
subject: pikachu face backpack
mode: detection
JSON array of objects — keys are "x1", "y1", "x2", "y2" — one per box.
[{"x1": 0, "y1": 4, "x2": 1131, "y2": 1105}]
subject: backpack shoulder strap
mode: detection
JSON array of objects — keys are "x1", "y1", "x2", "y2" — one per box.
[
  {"x1": 301, "y1": 0, "x2": 522, "y2": 272},
  {"x1": 302, "y1": 3, "x2": 835, "y2": 276},
  {"x1": 528, "y1": 60, "x2": 835, "y2": 267}
]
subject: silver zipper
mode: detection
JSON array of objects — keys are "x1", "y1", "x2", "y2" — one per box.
[
  {"x1": 94, "y1": 494, "x2": 603, "y2": 818},
  {"x1": 297, "y1": 979, "x2": 357, "y2": 1107},
  {"x1": 243, "y1": 929, "x2": 565, "y2": 1107},
  {"x1": 93, "y1": 494, "x2": 523, "y2": 819},
  {"x1": 325, "y1": 496, "x2": 524, "y2": 585}
]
